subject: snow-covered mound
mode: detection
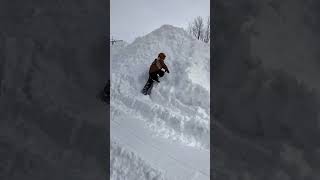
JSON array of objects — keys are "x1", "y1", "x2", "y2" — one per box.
[
  {"x1": 110, "y1": 25, "x2": 210, "y2": 179},
  {"x1": 110, "y1": 40, "x2": 128, "y2": 56},
  {"x1": 111, "y1": 24, "x2": 210, "y2": 149}
]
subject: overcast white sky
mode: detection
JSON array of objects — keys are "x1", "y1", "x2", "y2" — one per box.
[{"x1": 111, "y1": 0, "x2": 210, "y2": 43}]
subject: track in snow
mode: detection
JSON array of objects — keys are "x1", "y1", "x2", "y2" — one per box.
[{"x1": 111, "y1": 114, "x2": 209, "y2": 180}]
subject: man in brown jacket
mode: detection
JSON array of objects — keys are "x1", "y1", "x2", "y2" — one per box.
[
  {"x1": 149, "y1": 52, "x2": 170, "y2": 83},
  {"x1": 141, "y1": 53, "x2": 170, "y2": 95}
]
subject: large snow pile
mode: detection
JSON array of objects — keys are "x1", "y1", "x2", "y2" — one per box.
[
  {"x1": 111, "y1": 24, "x2": 210, "y2": 148},
  {"x1": 110, "y1": 25, "x2": 210, "y2": 179}
]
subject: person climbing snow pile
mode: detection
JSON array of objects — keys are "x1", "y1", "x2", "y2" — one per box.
[{"x1": 141, "y1": 52, "x2": 170, "y2": 95}]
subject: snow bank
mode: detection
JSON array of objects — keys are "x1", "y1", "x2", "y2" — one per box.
[
  {"x1": 110, "y1": 139, "x2": 166, "y2": 180},
  {"x1": 111, "y1": 24, "x2": 210, "y2": 149},
  {"x1": 110, "y1": 40, "x2": 128, "y2": 56},
  {"x1": 110, "y1": 24, "x2": 210, "y2": 179}
]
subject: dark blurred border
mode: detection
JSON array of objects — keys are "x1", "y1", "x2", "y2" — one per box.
[
  {"x1": 211, "y1": 0, "x2": 320, "y2": 179},
  {"x1": 0, "y1": 0, "x2": 110, "y2": 179},
  {"x1": 210, "y1": 0, "x2": 215, "y2": 179}
]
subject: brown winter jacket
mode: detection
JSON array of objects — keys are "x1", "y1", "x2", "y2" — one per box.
[{"x1": 149, "y1": 58, "x2": 169, "y2": 74}]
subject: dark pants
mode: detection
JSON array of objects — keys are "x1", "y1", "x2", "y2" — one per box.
[{"x1": 149, "y1": 69, "x2": 165, "y2": 82}]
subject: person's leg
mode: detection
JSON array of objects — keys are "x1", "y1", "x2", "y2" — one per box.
[
  {"x1": 142, "y1": 76, "x2": 154, "y2": 95},
  {"x1": 150, "y1": 72, "x2": 160, "y2": 82}
]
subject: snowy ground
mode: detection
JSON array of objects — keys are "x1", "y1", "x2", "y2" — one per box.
[{"x1": 110, "y1": 25, "x2": 210, "y2": 180}]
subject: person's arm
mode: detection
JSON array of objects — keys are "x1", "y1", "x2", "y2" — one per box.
[{"x1": 159, "y1": 59, "x2": 170, "y2": 73}]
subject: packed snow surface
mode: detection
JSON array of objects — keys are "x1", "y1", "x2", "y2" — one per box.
[{"x1": 110, "y1": 25, "x2": 210, "y2": 179}]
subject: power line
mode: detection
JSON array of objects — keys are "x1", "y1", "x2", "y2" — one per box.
[{"x1": 110, "y1": 36, "x2": 123, "y2": 45}]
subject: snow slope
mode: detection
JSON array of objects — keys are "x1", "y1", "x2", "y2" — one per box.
[{"x1": 110, "y1": 25, "x2": 210, "y2": 179}]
